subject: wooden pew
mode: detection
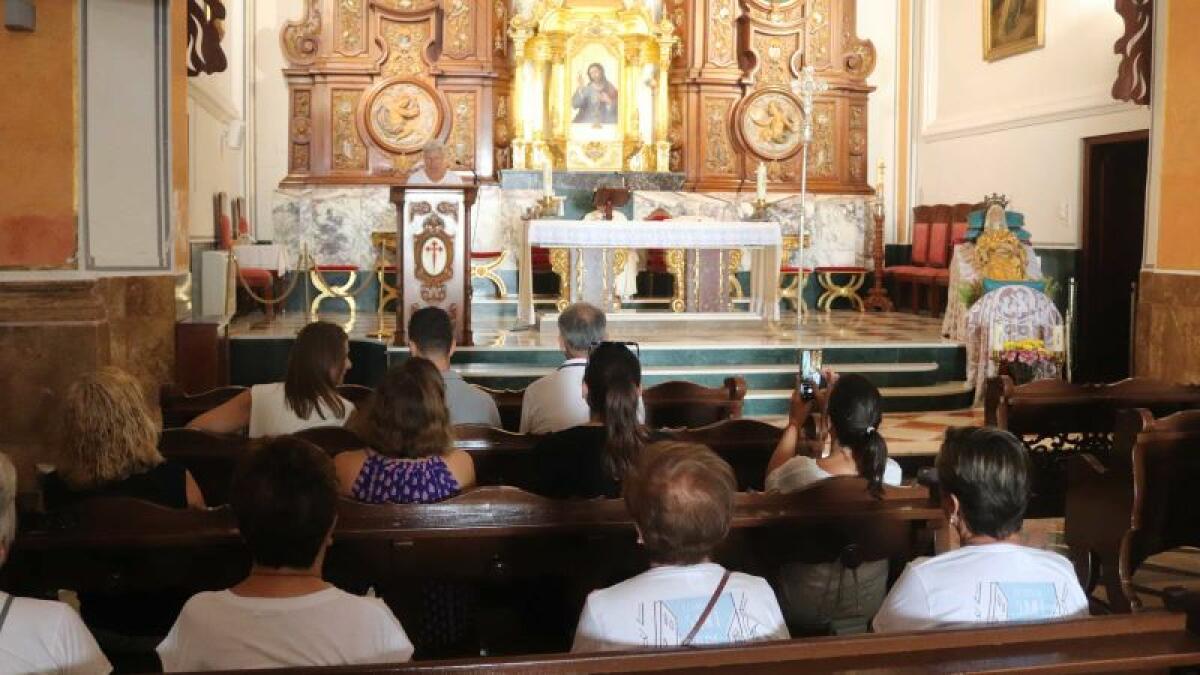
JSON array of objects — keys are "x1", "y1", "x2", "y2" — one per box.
[
  {"x1": 7, "y1": 483, "x2": 942, "y2": 658},
  {"x1": 1065, "y1": 408, "x2": 1200, "y2": 613},
  {"x1": 643, "y1": 377, "x2": 747, "y2": 429},
  {"x1": 198, "y1": 613, "x2": 1200, "y2": 674},
  {"x1": 989, "y1": 375, "x2": 1200, "y2": 517},
  {"x1": 477, "y1": 386, "x2": 524, "y2": 432},
  {"x1": 673, "y1": 418, "x2": 781, "y2": 492},
  {"x1": 160, "y1": 385, "x2": 246, "y2": 429},
  {"x1": 159, "y1": 428, "x2": 246, "y2": 505}
]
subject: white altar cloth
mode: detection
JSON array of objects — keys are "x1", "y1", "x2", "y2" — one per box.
[
  {"x1": 232, "y1": 244, "x2": 290, "y2": 275},
  {"x1": 518, "y1": 219, "x2": 782, "y2": 323}
]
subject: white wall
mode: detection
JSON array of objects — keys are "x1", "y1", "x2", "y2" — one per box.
[
  {"x1": 249, "y1": 1, "x2": 292, "y2": 241},
  {"x1": 187, "y1": 0, "x2": 246, "y2": 242},
  {"x1": 858, "y1": 1, "x2": 900, "y2": 242},
  {"x1": 912, "y1": 0, "x2": 1150, "y2": 247}
]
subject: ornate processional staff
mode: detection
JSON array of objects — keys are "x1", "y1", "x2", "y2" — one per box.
[{"x1": 791, "y1": 65, "x2": 827, "y2": 317}]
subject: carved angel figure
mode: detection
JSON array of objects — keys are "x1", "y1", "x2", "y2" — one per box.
[
  {"x1": 374, "y1": 91, "x2": 422, "y2": 144},
  {"x1": 749, "y1": 100, "x2": 799, "y2": 147}
]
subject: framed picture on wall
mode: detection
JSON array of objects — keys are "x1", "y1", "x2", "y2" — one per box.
[{"x1": 983, "y1": 0, "x2": 1045, "y2": 62}]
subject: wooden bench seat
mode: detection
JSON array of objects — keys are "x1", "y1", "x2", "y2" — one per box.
[
  {"x1": 188, "y1": 613, "x2": 1200, "y2": 673},
  {"x1": 987, "y1": 375, "x2": 1200, "y2": 516},
  {"x1": 7, "y1": 483, "x2": 943, "y2": 658}
]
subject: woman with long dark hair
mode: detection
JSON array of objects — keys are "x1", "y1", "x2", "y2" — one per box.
[
  {"x1": 529, "y1": 342, "x2": 660, "y2": 499},
  {"x1": 189, "y1": 321, "x2": 355, "y2": 437},
  {"x1": 763, "y1": 373, "x2": 902, "y2": 633},
  {"x1": 335, "y1": 357, "x2": 475, "y2": 504}
]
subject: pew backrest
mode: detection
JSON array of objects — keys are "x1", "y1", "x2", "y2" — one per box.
[
  {"x1": 160, "y1": 385, "x2": 247, "y2": 429},
  {"x1": 672, "y1": 418, "x2": 782, "y2": 491},
  {"x1": 644, "y1": 377, "x2": 747, "y2": 429},
  {"x1": 159, "y1": 428, "x2": 247, "y2": 505},
  {"x1": 477, "y1": 386, "x2": 525, "y2": 432}
]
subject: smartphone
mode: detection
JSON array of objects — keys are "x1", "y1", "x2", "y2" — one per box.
[{"x1": 798, "y1": 349, "x2": 824, "y2": 401}]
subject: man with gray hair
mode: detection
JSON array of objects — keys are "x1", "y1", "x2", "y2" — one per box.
[
  {"x1": 0, "y1": 452, "x2": 111, "y2": 673},
  {"x1": 520, "y1": 303, "x2": 642, "y2": 433},
  {"x1": 406, "y1": 139, "x2": 463, "y2": 186}
]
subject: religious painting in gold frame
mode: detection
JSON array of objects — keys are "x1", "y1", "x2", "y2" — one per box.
[
  {"x1": 565, "y1": 34, "x2": 625, "y2": 170},
  {"x1": 983, "y1": 0, "x2": 1045, "y2": 62}
]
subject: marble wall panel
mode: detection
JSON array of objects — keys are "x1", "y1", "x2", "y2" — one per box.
[{"x1": 1135, "y1": 270, "x2": 1200, "y2": 383}]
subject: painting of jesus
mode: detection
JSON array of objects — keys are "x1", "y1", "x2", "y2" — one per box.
[
  {"x1": 571, "y1": 63, "x2": 619, "y2": 125},
  {"x1": 983, "y1": 0, "x2": 1044, "y2": 61}
]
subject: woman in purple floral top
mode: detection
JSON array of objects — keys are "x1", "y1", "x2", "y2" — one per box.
[{"x1": 335, "y1": 358, "x2": 475, "y2": 503}]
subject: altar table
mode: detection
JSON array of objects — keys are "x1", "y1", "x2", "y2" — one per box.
[{"x1": 518, "y1": 219, "x2": 782, "y2": 324}]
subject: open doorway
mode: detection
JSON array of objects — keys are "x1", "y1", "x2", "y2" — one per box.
[{"x1": 1075, "y1": 130, "x2": 1149, "y2": 383}]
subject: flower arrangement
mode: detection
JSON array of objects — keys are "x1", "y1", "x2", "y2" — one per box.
[{"x1": 994, "y1": 338, "x2": 1061, "y2": 383}]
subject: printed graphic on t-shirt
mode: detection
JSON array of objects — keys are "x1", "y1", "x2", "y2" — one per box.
[
  {"x1": 975, "y1": 582, "x2": 1067, "y2": 622},
  {"x1": 636, "y1": 592, "x2": 765, "y2": 647}
]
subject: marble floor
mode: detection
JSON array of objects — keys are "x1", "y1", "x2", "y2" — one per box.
[{"x1": 228, "y1": 307, "x2": 957, "y2": 350}]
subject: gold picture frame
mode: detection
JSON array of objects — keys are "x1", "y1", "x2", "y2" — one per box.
[{"x1": 983, "y1": 0, "x2": 1045, "y2": 62}]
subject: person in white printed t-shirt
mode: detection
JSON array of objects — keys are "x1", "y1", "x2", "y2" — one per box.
[
  {"x1": 521, "y1": 303, "x2": 644, "y2": 434},
  {"x1": 158, "y1": 437, "x2": 413, "y2": 671},
  {"x1": 572, "y1": 442, "x2": 789, "y2": 652},
  {"x1": 873, "y1": 427, "x2": 1089, "y2": 633},
  {"x1": 0, "y1": 452, "x2": 111, "y2": 674}
]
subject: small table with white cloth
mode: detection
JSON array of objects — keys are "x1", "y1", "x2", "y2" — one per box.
[{"x1": 517, "y1": 219, "x2": 783, "y2": 324}]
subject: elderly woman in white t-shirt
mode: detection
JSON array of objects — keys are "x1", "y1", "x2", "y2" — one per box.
[
  {"x1": 0, "y1": 452, "x2": 111, "y2": 674},
  {"x1": 873, "y1": 427, "x2": 1089, "y2": 632},
  {"x1": 188, "y1": 321, "x2": 355, "y2": 437},
  {"x1": 764, "y1": 373, "x2": 903, "y2": 634}
]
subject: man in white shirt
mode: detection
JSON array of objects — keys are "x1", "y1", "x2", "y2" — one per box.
[
  {"x1": 872, "y1": 427, "x2": 1090, "y2": 632},
  {"x1": 572, "y1": 442, "x2": 789, "y2": 652},
  {"x1": 158, "y1": 437, "x2": 413, "y2": 670},
  {"x1": 520, "y1": 303, "x2": 643, "y2": 434},
  {"x1": 0, "y1": 452, "x2": 111, "y2": 675},
  {"x1": 407, "y1": 306, "x2": 501, "y2": 427},
  {"x1": 406, "y1": 139, "x2": 463, "y2": 186}
]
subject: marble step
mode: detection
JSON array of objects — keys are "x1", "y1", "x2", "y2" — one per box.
[
  {"x1": 742, "y1": 382, "x2": 976, "y2": 415},
  {"x1": 458, "y1": 361, "x2": 941, "y2": 390}
]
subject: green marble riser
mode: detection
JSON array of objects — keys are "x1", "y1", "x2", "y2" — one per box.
[
  {"x1": 453, "y1": 364, "x2": 940, "y2": 391},
  {"x1": 742, "y1": 388, "x2": 975, "y2": 415}
]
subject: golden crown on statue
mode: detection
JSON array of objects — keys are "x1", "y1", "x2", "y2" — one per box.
[{"x1": 983, "y1": 193, "x2": 1010, "y2": 210}]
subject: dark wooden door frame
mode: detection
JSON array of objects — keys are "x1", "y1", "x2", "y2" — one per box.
[{"x1": 1078, "y1": 129, "x2": 1150, "y2": 381}]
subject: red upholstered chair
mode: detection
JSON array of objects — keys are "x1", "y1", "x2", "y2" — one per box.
[
  {"x1": 914, "y1": 220, "x2": 952, "y2": 315},
  {"x1": 218, "y1": 198, "x2": 276, "y2": 319},
  {"x1": 885, "y1": 208, "x2": 932, "y2": 313}
]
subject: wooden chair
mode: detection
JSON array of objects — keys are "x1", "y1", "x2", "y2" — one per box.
[
  {"x1": 644, "y1": 377, "x2": 747, "y2": 429},
  {"x1": 990, "y1": 375, "x2": 1200, "y2": 517},
  {"x1": 478, "y1": 385, "x2": 525, "y2": 432},
  {"x1": 1066, "y1": 408, "x2": 1200, "y2": 613},
  {"x1": 159, "y1": 384, "x2": 247, "y2": 429},
  {"x1": 672, "y1": 418, "x2": 782, "y2": 491},
  {"x1": 158, "y1": 428, "x2": 246, "y2": 505}
]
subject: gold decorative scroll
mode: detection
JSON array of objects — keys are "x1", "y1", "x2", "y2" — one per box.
[
  {"x1": 335, "y1": 0, "x2": 364, "y2": 55},
  {"x1": 381, "y1": 21, "x2": 430, "y2": 78},
  {"x1": 331, "y1": 89, "x2": 367, "y2": 170},
  {"x1": 446, "y1": 92, "x2": 477, "y2": 169},
  {"x1": 707, "y1": 0, "x2": 736, "y2": 66},
  {"x1": 444, "y1": 0, "x2": 473, "y2": 59},
  {"x1": 752, "y1": 34, "x2": 798, "y2": 88},
  {"x1": 810, "y1": 100, "x2": 836, "y2": 178},
  {"x1": 282, "y1": 0, "x2": 322, "y2": 65},
  {"x1": 806, "y1": 0, "x2": 831, "y2": 68},
  {"x1": 704, "y1": 99, "x2": 734, "y2": 173},
  {"x1": 848, "y1": 103, "x2": 866, "y2": 181},
  {"x1": 493, "y1": 0, "x2": 507, "y2": 55},
  {"x1": 290, "y1": 90, "x2": 312, "y2": 172}
]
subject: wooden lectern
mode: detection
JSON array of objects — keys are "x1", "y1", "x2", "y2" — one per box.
[{"x1": 389, "y1": 185, "x2": 478, "y2": 346}]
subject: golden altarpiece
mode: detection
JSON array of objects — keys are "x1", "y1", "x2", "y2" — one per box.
[{"x1": 279, "y1": 0, "x2": 875, "y2": 194}]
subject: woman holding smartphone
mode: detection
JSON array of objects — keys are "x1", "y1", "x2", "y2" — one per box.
[{"x1": 764, "y1": 372, "x2": 903, "y2": 634}]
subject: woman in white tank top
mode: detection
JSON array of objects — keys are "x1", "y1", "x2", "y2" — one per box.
[{"x1": 189, "y1": 321, "x2": 355, "y2": 437}]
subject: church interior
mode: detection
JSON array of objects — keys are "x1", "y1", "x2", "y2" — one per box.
[{"x1": 4, "y1": 0, "x2": 1200, "y2": 671}]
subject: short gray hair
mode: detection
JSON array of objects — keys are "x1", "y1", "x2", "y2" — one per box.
[
  {"x1": 558, "y1": 303, "x2": 607, "y2": 356},
  {"x1": 422, "y1": 139, "x2": 447, "y2": 156},
  {"x1": 0, "y1": 452, "x2": 16, "y2": 562}
]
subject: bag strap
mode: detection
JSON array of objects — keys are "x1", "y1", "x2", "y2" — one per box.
[
  {"x1": 680, "y1": 569, "x2": 732, "y2": 647},
  {"x1": 0, "y1": 593, "x2": 14, "y2": 636}
]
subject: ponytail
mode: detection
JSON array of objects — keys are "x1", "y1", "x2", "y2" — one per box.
[
  {"x1": 848, "y1": 427, "x2": 889, "y2": 498},
  {"x1": 603, "y1": 377, "x2": 648, "y2": 478},
  {"x1": 826, "y1": 374, "x2": 889, "y2": 499},
  {"x1": 584, "y1": 343, "x2": 649, "y2": 482}
]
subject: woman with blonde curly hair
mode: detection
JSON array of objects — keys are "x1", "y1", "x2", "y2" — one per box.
[
  {"x1": 334, "y1": 357, "x2": 474, "y2": 503},
  {"x1": 44, "y1": 367, "x2": 205, "y2": 510}
]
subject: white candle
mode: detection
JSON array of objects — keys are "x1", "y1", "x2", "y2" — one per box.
[
  {"x1": 756, "y1": 162, "x2": 768, "y2": 202},
  {"x1": 542, "y1": 157, "x2": 553, "y2": 199},
  {"x1": 1053, "y1": 325, "x2": 1064, "y2": 352}
]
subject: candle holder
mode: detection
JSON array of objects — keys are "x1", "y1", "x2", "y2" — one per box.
[
  {"x1": 750, "y1": 197, "x2": 770, "y2": 220},
  {"x1": 534, "y1": 194, "x2": 565, "y2": 218},
  {"x1": 863, "y1": 201, "x2": 894, "y2": 312}
]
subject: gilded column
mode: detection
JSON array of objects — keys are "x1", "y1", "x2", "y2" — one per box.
[
  {"x1": 622, "y1": 38, "x2": 643, "y2": 166},
  {"x1": 654, "y1": 21, "x2": 676, "y2": 172},
  {"x1": 531, "y1": 37, "x2": 552, "y2": 166},
  {"x1": 509, "y1": 21, "x2": 534, "y2": 169},
  {"x1": 548, "y1": 37, "x2": 568, "y2": 152}
]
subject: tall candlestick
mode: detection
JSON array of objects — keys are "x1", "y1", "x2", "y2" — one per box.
[
  {"x1": 756, "y1": 162, "x2": 768, "y2": 202},
  {"x1": 542, "y1": 157, "x2": 553, "y2": 199}
]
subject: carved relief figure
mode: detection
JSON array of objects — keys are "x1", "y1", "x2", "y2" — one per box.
[
  {"x1": 750, "y1": 100, "x2": 798, "y2": 146},
  {"x1": 374, "y1": 91, "x2": 422, "y2": 144},
  {"x1": 571, "y1": 63, "x2": 619, "y2": 125}
]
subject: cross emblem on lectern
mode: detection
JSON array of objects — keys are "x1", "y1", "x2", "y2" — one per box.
[{"x1": 427, "y1": 239, "x2": 444, "y2": 270}]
